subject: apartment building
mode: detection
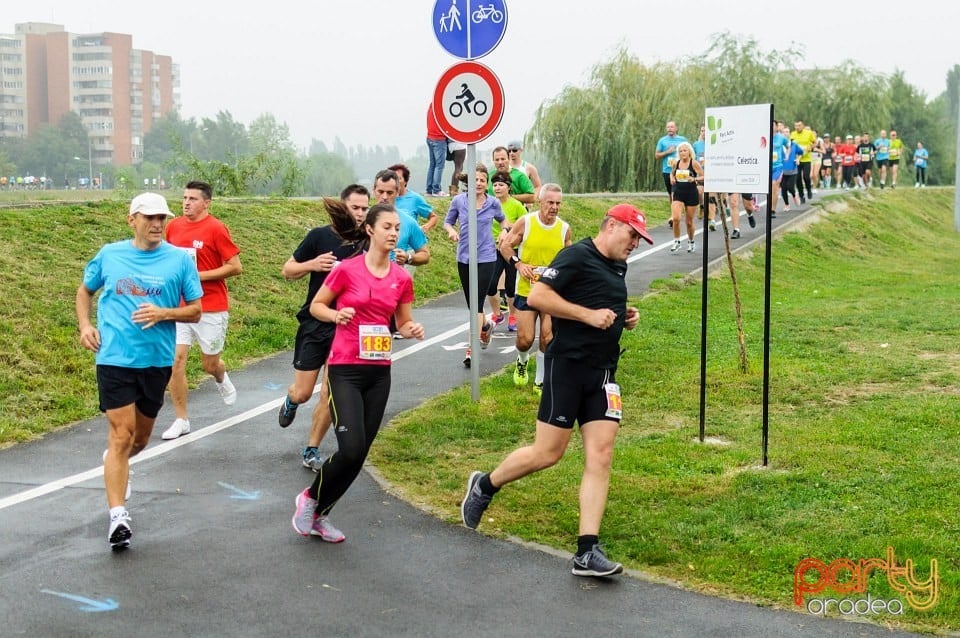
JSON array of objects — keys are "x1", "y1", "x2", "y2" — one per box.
[{"x1": 0, "y1": 22, "x2": 179, "y2": 166}]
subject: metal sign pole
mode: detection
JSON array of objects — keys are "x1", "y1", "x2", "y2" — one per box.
[
  {"x1": 703, "y1": 102, "x2": 773, "y2": 464},
  {"x1": 432, "y1": 0, "x2": 508, "y2": 402},
  {"x1": 698, "y1": 190, "x2": 709, "y2": 442},
  {"x1": 954, "y1": 82, "x2": 960, "y2": 231},
  {"x1": 761, "y1": 106, "x2": 774, "y2": 466},
  {"x1": 466, "y1": 143, "x2": 479, "y2": 400}
]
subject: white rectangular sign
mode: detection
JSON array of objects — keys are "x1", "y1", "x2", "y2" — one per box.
[{"x1": 703, "y1": 103, "x2": 772, "y2": 194}]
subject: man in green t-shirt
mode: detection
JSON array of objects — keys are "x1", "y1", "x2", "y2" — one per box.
[{"x1": 489, "y1": 146, "x2": 535, "y2": 205}]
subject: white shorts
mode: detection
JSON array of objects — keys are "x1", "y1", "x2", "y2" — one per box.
[{"x1": 176, "y1": 311, "x2": 229, "y2": 355}]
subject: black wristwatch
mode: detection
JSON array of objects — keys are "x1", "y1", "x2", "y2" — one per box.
[{"x1": 510, "y1": 255, "x2": 520, "y2": 265}]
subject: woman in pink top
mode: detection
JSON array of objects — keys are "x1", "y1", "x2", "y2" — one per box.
[{"x1": 291, "y1": 202, "x2": 424, "y2": 542}]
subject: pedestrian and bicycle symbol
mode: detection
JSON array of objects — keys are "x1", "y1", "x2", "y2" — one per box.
[
  {"x1": 469, "y1": 4, "x2": 504, "y2": 23},
  {"x1": 432, "y1": 61, "x2": 504, "y2": 144},
  {"x1": 432, "y1": 0, "x2": 508, "y2": 60},
  {"x1": 437, "y1": 0, "x2": 463, "y2": 32},
  {"x1": 437, "y1": 1, "x2": 504, "y2": 32}
]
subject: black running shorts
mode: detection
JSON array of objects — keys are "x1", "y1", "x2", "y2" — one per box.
[
  {"x1": 537, "y1": 356, "x2": 621, "y2": 429},
  {"x1": 96, "y1": 364, "x2": 171, "y2": 417}
]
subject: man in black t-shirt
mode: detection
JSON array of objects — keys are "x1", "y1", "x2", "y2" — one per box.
[
  {"x1": 460, "y1": 203, "x2": 653, "y2": 578},
  {"x1": 857, "y1": 133, "x2": 875, "y2": 188},
  {"x1": 278, "y1": 184, "x2": 369, "y2": 470}
]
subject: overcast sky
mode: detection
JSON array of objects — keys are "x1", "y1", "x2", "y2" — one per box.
[{"x1": 8, "y1": 1, "x2": 958, "y2": 158}]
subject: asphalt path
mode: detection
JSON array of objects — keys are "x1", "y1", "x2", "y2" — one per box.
[{"x1": 0, "y1": 194, "x2": 921, "y2": 637}]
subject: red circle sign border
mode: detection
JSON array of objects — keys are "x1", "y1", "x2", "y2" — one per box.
[{"x1": 432, "y1": 61, "x2": 504, "y2": 144}]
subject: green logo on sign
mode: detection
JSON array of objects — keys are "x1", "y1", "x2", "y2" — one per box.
[{"x1": 707, "y1": 115, "x2": 723, "y2": 145}]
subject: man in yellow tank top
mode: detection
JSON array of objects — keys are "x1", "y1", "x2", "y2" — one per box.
[
  {"x1": 790, "y1": 120, "x2": 818, "y2": 201},
  {"x1": 498, "y1": 184, "x2": 573, "y2": 392},
  {"x1": 888, "y1": 130, "x2": 905, "y2": 188}
]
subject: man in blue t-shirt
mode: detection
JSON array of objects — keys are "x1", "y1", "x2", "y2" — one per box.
[
  {"x1": 654, "y1": 121, "x2": 688, "y2": 197},
  {"x1": 76, "y1": 192, "x2": 203, "y2": 550},
  {"x1": 913, "y1": 141, "x2": 929, "y2": 187},
  {"x1": 373, "y1": 169, "x2": 430, "y2": 273},
  {"x1": 389, "y1": 163, "x2": 438, "y2": 232},
  {"x1": 873, "y1": 130, "x2": 891, "y2": 189},
  {"x1": 770, "y1": 121, "x2": 790, "y2": 214}
]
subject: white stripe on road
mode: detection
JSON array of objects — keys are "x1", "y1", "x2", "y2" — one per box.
[
  {"x1": 628, "y1": 210, "x2": 751, "y2": 264},
  {"x1": 9, "y1": 211, "x2": 743, "y2": 513},
  {"x1": 0, "y1": 321, "x2": 471, "y2": 512}
]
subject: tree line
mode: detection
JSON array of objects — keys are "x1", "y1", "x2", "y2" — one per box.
[
  {"x1": 0, "y1": 109, "x2": 417, "y2": 197},
  {"x1": 3, "y1": 32, "x2": 954, "y2": 196},
  {"x1": 530, "y1": 33, "x2": 957, "y2": 193}
]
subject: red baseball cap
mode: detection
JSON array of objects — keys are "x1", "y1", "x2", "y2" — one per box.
[{"x1": 606, "y1": 204, "x2": 654, "y2": 245}]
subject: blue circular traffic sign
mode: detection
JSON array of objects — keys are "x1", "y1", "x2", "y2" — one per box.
[{"x1": 432, "y1": 0, "x2": 508, "y2": 60}]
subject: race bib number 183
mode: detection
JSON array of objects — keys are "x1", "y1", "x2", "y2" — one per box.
[{"x1": 359, "y1": 324, "x2": 392, "y2": 361}]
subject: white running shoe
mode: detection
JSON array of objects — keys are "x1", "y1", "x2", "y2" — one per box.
[
  {"x1": 687, "y1": 240, "x2": 696, "y2": 253},
  {"x1": 479, "y1": 321, "x2": 493, "y2": 350},
  {"x1": 108, "y1": 510, "x2": 132, "y2": 550},
  {"x1": 103, "y1": 450, "x2": 132, "y2": 500},
  {"x1": 161, "y1": 418, "x2": 191, "y2": 440},
  {"x1": 670, "y1": 240, "x2": 681, "y2": 253},
  {"x1": 310, "y1": 516, "x2": 345, "y2": 542},
  {"x1": 218, "y1": 372, "x2": 237, "y2": 406},
  {"x1": 292, "y1": 488, "x2": 319, "y2": 536}
]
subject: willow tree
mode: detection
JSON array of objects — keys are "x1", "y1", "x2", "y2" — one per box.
[
  {"x1": 530, "y1": 33, "x2": 916, "y2": 192},
  {"x1": 531, "y1": 34, "x2": 802, "y2": 192},
  {"x1": 693, "y1": 32, "x2": 801, "y2": 110},
  {"x1": 801, "y1": 61, "x2": 892, "y2": 137},
  {"x1": 531, "y1": 49, "x2": 687, "y2": 192}
]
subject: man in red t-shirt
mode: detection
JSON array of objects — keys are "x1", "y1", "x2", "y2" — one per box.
[
  {"x1": 836, "y1": 135, "x2": 858, "y2": 190},
  {"x1": 426, "y1": 103, "x2": 447, "y2": 196},
  {"x1": 161, "y1": 181, "x2": 243, "y2": 439}
]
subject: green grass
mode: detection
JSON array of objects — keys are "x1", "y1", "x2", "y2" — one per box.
[
  {"x1": 5, "y1": 187, "x2": 957, "y2": 632},
  {"x1": 0, "y1": 193, "x2": 669, "y2": 444},
  {"x1": 368, "y1": 188, "x2": 960, "y2": 633}
]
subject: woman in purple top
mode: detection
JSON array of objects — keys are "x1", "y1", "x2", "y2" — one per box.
[{"x1": 444, "y1": 162, "x2": 505, "y2": 368}]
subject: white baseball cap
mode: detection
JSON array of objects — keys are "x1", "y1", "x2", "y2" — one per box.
[{"x1": 129, "y1": 192, "x2": 174, "y2": 217}]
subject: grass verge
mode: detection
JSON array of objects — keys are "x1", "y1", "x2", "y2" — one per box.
[
  {"x1": 369, "y1": 188, "x2": 959, "y2": 633},
  {"x1": 6, "y1": 187, "x2": 954, "y2": 631},
  {"x1": 0, "y1": 193, "x2": 668, "y2": 444}
]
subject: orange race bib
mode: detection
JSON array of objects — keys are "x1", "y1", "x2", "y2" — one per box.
[
  {"x1": 604, "y1": 383, "x2": 622, "y2": 420},
  {"x1": 358, "y1": 324, "x2": 392, "y2": 361}
]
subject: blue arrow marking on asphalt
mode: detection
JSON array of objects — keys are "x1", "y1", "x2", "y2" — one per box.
[
  {"x1": 217, "y1": 482, "x2": 261, "y2": 500},
  {"x1": 263, "y1": 382, "x2": 283, "y2": 390},
  {"x1": 41, "y1": 589, "x2": 118, "y2": 612}
]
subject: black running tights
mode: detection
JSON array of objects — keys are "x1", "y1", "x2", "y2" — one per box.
[{"x1": 310, "y1": 365, "x2": 391, "y2": 515}]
